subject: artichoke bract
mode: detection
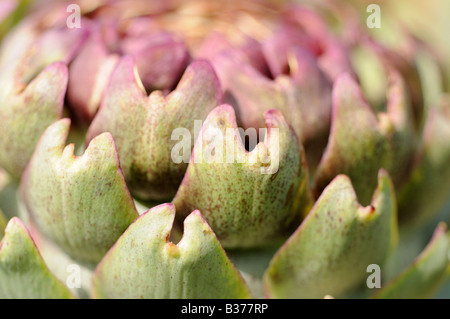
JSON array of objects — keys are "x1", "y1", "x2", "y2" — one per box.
[{"x1": 0, "y1": 0, "x2": 449, "y2": 299}]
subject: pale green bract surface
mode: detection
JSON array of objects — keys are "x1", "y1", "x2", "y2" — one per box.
[
  {"x1": 0, "y1": 217, "x2": 74, "y2": 299},
  {"x1": 91, "y1": 203, "x2": 251, "y2": 299},
  {"x1": 20, "y1": 119, "x2": 139, "y2": 264},
  {"x1": 173, "y1": 104, "x2": 313, "y2": 248},
  {"x1": 209, "y1": 49, "x2": 331, "y2": 162},
  {"x1": 314, "y1": 71, "x2": 415, "y2": 205},
  {"x1": 0, "y1": 0, "x2": 448, "y2": 301},
  {"x1": 263, "y1": 169, "x2": 398, "y2": 298},
  {"x1": 372, "y1": 223, "x2": 449, "y2": 299},
  {"x1": 87, "y1": 57, "x2": 222, "y2": 201},
  {"x1": 0, "y1": 62, "x2": 66, "y2": 179}
]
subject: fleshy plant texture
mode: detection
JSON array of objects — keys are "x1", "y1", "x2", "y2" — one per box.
[
  {"x1": 264, "y1": 169, "x2": 398, "y2": 298},
  {"x1": 86, "y1": 57, "x2": 221, "y2": 200},
  {"x1": 91, "y1": 204, "x2": 251, "y2": 299},
  {"x1": 20, "y1": 119, "x2": 139, "y2": 264},
  {"x1": 0, "y1": 218, "x2": 74, "y2": 298},
  {"x1": 0, "y1": 0, "x2": 449, "y2": 299},
  {"x1": 172, "y1": 105, "x2": 313, "y2": 248}
]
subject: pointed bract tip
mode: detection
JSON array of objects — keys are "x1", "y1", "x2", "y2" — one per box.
[
  {"x1": 109, "y1": 55, "x2": 144, "y2": 89},
  {"x1": 4, "y1": 217, "x2": 24, "y2": 233},
  {"x1": 206, "y1": 104, "x2": 237, "y2": 125}
]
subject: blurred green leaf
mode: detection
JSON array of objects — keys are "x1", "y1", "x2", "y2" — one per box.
[{"x1": 0, "y1": 217, "x2": 74, "y2": 298}]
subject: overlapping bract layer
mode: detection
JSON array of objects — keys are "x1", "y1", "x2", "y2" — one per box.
[
  {"x1": 0, "y1": 63, "x2": 67, "y2": 179},
  {"x1": 92, "y1": 204, "x2": 251, "y2": 299},
  {"x1": 173, "y1": 105, "x2": 312, "y2": 248},
  {"x1": 21, "y1": 119, "x2": 139, "y2": 263},
  {"x1": 372, "y1": 223, "x2": 449, "y2": 299},
  {"x1": 314, "y1": 71, "x2": 415, "y2": 205},
  {"x1": 264, "y1": 169, "x2": 398, "y2": 298},
  {"x1": 397, "y1": 97, "x2": 450, "y2": 226},
  {"x1": 0, "y1": 217, "x2": 74, "y2": 299},
  {"x1": 87, "y1": 57, "x2": 221, "y2": 200},
  {"x1": 0, "y1": 0, "x2": 448, "y2": 300}
]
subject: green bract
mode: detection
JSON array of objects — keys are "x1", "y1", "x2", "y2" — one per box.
[
  {"x1": 20, "y1": 119, "x2": 139, "y2": 264},
  {"x1": 87, "y1": 57, "x2": 221, "y2": 200},
  {"x1": 173, "y1": 105, "x2": 313, "y2": 248},
  {"x1": 92, "y1": 204, "x2": 251, "y2": 299},
  {"x1": 313, "y1": 71, "x2": 415, "y2": 205},
  {"x1": 0, "y1": 218, "x2": 74, "y2": 299},
  {"x1": 0, "y1": 63, "x2": 66, "y2": 179},
  {"x1": 264, "y1": 169, "x2": 398, "y2": 298}
]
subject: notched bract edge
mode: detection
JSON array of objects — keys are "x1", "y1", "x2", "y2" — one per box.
[{"x1": 91, "y1": 203, "x2": 251, "y2": 299}]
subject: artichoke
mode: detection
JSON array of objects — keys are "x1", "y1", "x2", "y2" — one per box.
[{"x1": 0, "y1": 0, "x2": 449, "y2": 300}]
